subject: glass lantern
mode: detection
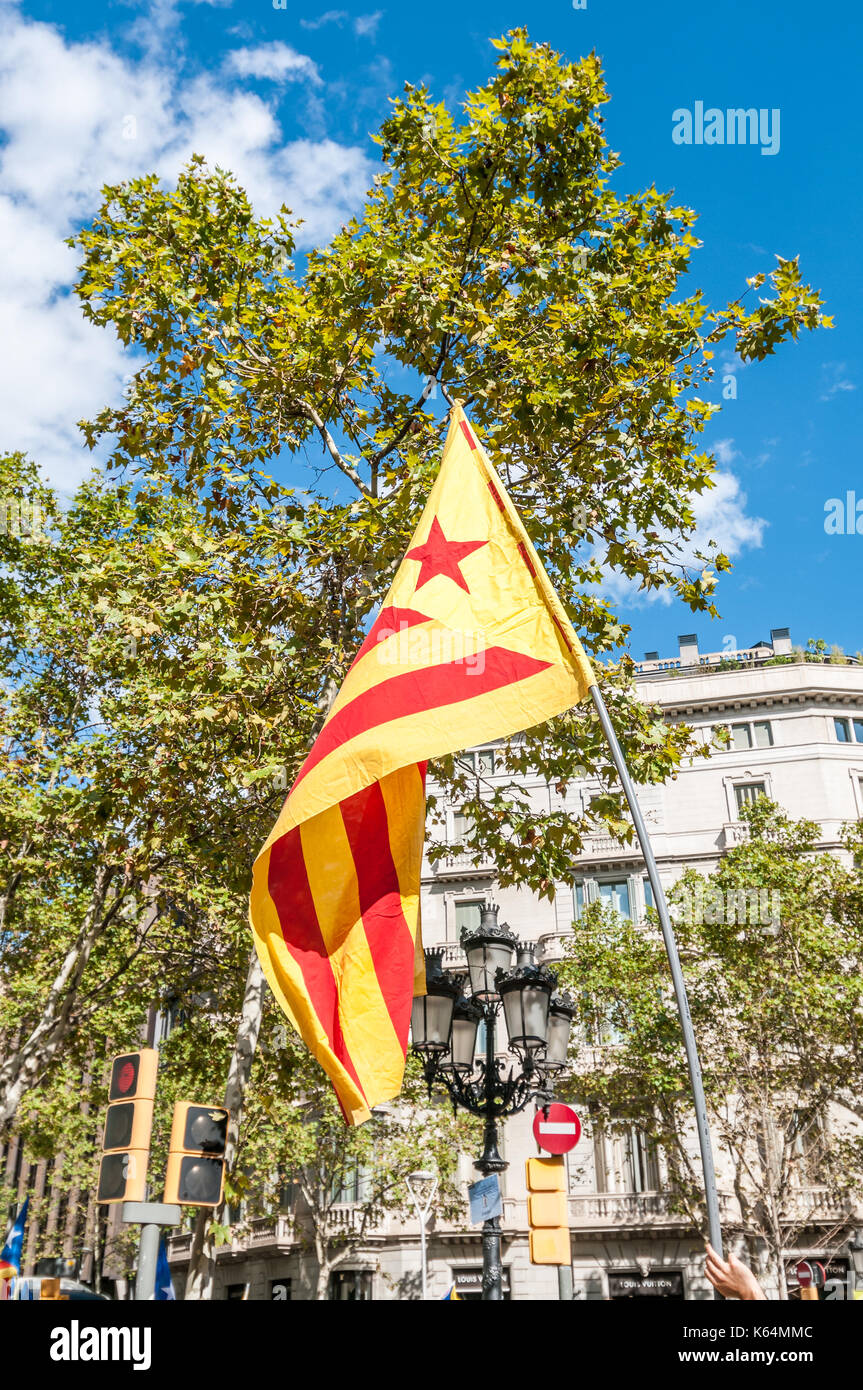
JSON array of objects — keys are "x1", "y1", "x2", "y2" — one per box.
[
  {"x1": 497, "y1": 961, "x2": 556, "y2": 1057},
  {"x1": 545, "y1": 991, "x2": 576, "y2": 1071},
  {"x1": 461, "y1": 904, "x2": 517, "y2": 999},
  {"x1": 410, "y1": 950, "x2": 460, "y2": 1056},
  {"x1": 448, "y1": 994, "x2": 484, "y2": 1074}
]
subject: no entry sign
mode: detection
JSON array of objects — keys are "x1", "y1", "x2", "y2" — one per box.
[
  {"x1": 533, "y1": 1103, "x2": 581, "y2": 1155},
  {"x1": 795, "y1": 1259, "x2": 825, "y2": 1289}
]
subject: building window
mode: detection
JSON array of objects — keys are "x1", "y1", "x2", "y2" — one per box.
[
  {"x1": 454, "y1": 899, "x2": 484, "y2": 935},
  {"x1": 643, "y1": 877, "x2": 654, "y2": 910},
  {"x1": 575, "y1": 878, "x2": 632, "y2": 919},
  {"x1": 834, "y1": 716, "x2": 863, "y2": 744},
  {"x1": 596, "y1": 1126, "x2": 660, "y2": 1194},
  {"x1": 328, "y1": 1270, "x2": 373, "y2": 1301},
  {"x1": 729, "y1": 722, "x2": 752, "y2": 751},
  {"x1": 452, "y1": 808, "x2": 475, "y2": 841},
  {"x1": 332, "y1": 1161, "x2": 370, "y2": 1205},
  {"x1": 598, "y1": 880, "x2": 632, "y2": 919},
  {"x1": 460, "y1": 748, "x2": 496, "y2": 776},
  {"x1": 225, "y1": 1283, "x2": 247, "y2": 1301},
  {"x1": 724, "y1": 720, "x2": 773, "y2": 751},
  {"x1": 735, "y1": 782, "x2": 766, "y2": 814},
  {"x1": 278, "y1": 1178, "x2": 301, "y2": 1212}
]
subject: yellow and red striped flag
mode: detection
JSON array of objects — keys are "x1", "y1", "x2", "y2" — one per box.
[{"x1": 249, "y1": 403, "x2": 596, "y2": 1123}]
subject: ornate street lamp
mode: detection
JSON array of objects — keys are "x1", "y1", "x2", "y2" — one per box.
[{"x1": 411, "y1": 910, "x2": 573, "y2": 1302}]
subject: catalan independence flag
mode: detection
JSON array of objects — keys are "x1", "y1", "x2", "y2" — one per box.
[{"x1": 250, "y1": 403, "x2": 596, "y2": 1123}]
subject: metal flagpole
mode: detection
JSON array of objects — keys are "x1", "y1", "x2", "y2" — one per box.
[{"x1": 589, "y1": 683, "x2": 724, "y2": 1257}]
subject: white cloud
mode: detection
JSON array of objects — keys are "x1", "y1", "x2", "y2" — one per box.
[
  {"x1": 354, "y1": 11, "x2": 384, "y2": 38},
  {"x1": 819, "y1": 361, "x2": 855, "y2": 402},
  {"x1": 225, "y1": 43, "x2": 321, "y2": 86},
  {"x1": 712, "y1": 438, "x2": 739, "y2": 467},
  {"x1": 0, "y1": 7, "x2": 372, "y2": 491},
  {"x1": 299, "y1": 9, "x2": 348, "y2": 29}
]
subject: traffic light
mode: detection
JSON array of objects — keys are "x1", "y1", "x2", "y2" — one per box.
[
  {"x1": 164, "y1": 1102, "x2": 230, "y2": 1206},
  {"x1": 526, "y1": 1155, "x2": 570, "y2": 1266},
  {"x1": 96, "y1": 1048, "x2": 158, "y2": 1204}
]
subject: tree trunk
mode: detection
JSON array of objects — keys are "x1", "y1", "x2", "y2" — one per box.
[
  {"x1": 183, "y1": 949, "x2": 266, "y2": 1299},
  {"x1": 0, "y1": 863, "x2": 118, "y2": 1130}
]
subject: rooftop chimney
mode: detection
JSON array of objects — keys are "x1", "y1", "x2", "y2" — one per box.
[
  {"x1": 770, "y1": 627, "x2": 791, "y2": 657},
  {"x1": 678, "y1": 633, "x2": 699, "y2": 665}
]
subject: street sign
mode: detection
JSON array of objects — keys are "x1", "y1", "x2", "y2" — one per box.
[
  {"x1": 468, "y1": 1175, "x2": 502, "y2": 1225},
  {"x1": 533, "y1": 1104, "x2": 581, "y2": 1155},
  {"x1": 795, "y1": 1259, "x2": 826, "y2": 1289}
]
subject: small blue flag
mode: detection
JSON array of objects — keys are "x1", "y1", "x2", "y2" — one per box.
[
  {"x1": 155, "y1": 1236, "x2": 175, "y2": 1301},
  {"x1": 1, "y1": 1197, "x2": 29, "y2": 1278}
]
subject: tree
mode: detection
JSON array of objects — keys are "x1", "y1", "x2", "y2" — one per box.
[
  {"x1": 556, "y1": 797, "x2": 863, "y2": 1298},
  {"x1": 3, "y1": 30, "x2": 828, "y2": 1292}
]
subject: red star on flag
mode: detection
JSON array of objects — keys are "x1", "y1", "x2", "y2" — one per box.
[{"x1": 406, "y1": 516, "x2": 487, "y2": 593}]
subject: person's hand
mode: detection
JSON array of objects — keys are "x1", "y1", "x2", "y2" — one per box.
[{"x1": 705, "y1": 1243, "x2": 768, "y2": 1300}]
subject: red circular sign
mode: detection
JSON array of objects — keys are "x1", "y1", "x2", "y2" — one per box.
[
  {"x1": 116, "y1": 1061, "x2": 136, "y2": 1095},
  {"x1": 795, "y1": 1260, "x2": 825, "y2": 1289},
  {"x1": 533, "y1": 1103, "x2": 581, "y2": 1154}
]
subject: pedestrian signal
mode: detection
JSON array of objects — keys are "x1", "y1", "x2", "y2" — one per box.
[{"x1": 164, "y1": 1103, "x2": 229, "y2": 1207}]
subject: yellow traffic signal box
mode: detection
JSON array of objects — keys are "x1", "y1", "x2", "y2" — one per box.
[
  {"x1": 526, "y1": 1156, "x2": 570, "y2": 1266},
  {"x1": 96, "y1": 1049, "x2": 158, "y2": 1204},
  {"x1": 164, "y1": 1102, "x2": 230, "y2": 1207}
]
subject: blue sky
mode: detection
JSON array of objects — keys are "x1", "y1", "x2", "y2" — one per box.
[{"x1": 3, "y1": 0, "x2": 860, "y2": 662}]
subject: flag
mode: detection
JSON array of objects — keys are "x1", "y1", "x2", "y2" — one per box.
[
  {"x1": 442, "y1": 1284, "x2": 462, "y2": 1301},
  {"x1": 155, "y1": 1236, "x2": 175, "y2": 1301},
  {"x1": 0, "y1": 1198, "x2": 29, "y2": 1281},
  {"x1": 250, "y1": 402, "x2": 596, "y2": 1123}
]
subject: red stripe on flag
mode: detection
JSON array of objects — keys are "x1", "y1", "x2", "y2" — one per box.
[
  {"x1": 293, "y1": 646, "x2": 552, "y2": 792},
  {"x1": 459, "y1": 420, "x2": 477, "y2": 450},
  {"x1": 348, "y1": 606, "x2": 430, "y2": 674},
  {"x1": 517, "y1": 540, "x2": 538, "y2": 578},
  {"x1": 268, "y1": 826, "x2": 365, "y2": 1098},
  {"x1": 339, "y1": 773, "x2": 425, "y2": 1052},
  {"x1": 487, "y1": 480, "x2": 507, "y2": 513}
]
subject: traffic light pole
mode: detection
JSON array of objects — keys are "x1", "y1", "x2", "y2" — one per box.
[{"x1": 122, "y1": 1202, "x2": 181, "y2": 1301}]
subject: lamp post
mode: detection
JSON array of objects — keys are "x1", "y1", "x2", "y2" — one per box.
[
  {"x1": 410, "y1": 906, "x2": 574, "y2": 1302},
  {"x1": 406, "y1": 1169, "x2": 438, "y2": 1301}
]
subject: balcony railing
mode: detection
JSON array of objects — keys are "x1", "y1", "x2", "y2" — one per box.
[
  {"x1": 780, "y1": 1187, "x2": 856, "y2": 1223},
  {"x1": 426, "y1": 847, "x2": 497, "y2": 876},
  {"x1": 567, "y1": 1191, "x2": 737, "y2": 1230}
]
